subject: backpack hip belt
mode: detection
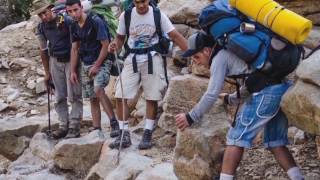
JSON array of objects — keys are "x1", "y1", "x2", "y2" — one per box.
[{"x1": 124, "y1": 45, "x2": 166, "y2": 74}]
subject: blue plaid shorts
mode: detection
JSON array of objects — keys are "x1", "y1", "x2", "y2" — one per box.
[{"x1": 226, "y1": 81, "x2": 292, "y2": 149}]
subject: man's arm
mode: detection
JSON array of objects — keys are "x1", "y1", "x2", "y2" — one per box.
[
  {"x1": 35, "y1": 24, "x2": 50, "y2": 83},
  {"x1": 40, "y1": 50, "x2": 50, "y2": 77},
  {"x1": 109, "y1": 34, "x2": 126, "y2": 53},
  {"x1": 176, "y1": 50, "x2": 229, "y2": 131},
  {"x1": 168, "y1": 30, "x2": 188, "y2": 51},
  {"x1": 94, "y1": 40, "x2": 109, "y2": 67},
  {"x1": 70, "y1": 41, "x2": 80, "y2": 73}
]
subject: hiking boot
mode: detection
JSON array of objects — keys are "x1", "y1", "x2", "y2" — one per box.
[
  {"x1": 109, "y1": 130, "x2": 131, "y2": 149},
  {"x1": 65, "y1": 128, "x2": 80, "y2": 139},
  {"x1": 138, "y1": 129, "x2": 153, "y2": 150},
  {"x1": 52, "y1": 128, "x2": 68, "y2": 139},
  {"x1": 110, "y1": 120, "x2": 120, "y2": 138}
]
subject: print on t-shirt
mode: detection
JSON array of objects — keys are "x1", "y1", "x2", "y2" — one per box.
[{"x1": 130, "y1": 24, "x2": 156, "y2": 49}]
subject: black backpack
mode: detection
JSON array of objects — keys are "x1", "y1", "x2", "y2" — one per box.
[{"x1": 123, "y1": 3, "x2": 171, "y2": 84}]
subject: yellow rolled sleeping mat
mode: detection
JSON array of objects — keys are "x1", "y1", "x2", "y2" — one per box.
[{"x1": 229, "y1": 0, "x2": 312, "y2": 44}]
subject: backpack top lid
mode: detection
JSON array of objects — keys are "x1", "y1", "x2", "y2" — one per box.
[{"x1": 199, "y1": 0, "x2": 241, "y2": 40}]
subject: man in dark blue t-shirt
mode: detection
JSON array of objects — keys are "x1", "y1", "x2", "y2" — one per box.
[
  {"x1": 33, "y1": 0, "x2": 82, "y2": 139},
  {"x1": 66, "y1": 0, "x2": 120, "y2": 137}
]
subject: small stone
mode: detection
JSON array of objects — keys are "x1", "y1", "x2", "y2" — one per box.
[
  {"x1": 15, "y1": 112, "x2": 28, "y2": 118},
  {"x1": 181, "y1": 67, "x2": 191, "y2": 75},
  {"x1": 0, "y1": 102, "x2": 9, "y2": 112},
  {"x1": 36, "y1": 68, "x2": 45, "y2": 76},
  {"x1": 30, "y1": 110, "x2": 40, "y2": 115},
  {"x1": 0, "y1": 76, "x2": 7, "y2": 84},
  {"x1": 27, "y1": 78, "x2": 36, "y2": 90},
  {"x1": 36, "y1": 78, "x2": 47, "y2": 94}
]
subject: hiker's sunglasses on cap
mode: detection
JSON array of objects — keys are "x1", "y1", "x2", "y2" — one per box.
[{"x1": 134, "y1": 0, "x2": 147, "y2": 4}]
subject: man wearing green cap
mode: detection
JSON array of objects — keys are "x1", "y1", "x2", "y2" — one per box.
[{"x1": 33, "y1": 0, "x2": 83, "y2": 139}]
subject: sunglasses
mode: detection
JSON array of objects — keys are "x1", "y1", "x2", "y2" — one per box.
[{"x1": 134, "y1": 0, "x2": 147, "y2": 4}]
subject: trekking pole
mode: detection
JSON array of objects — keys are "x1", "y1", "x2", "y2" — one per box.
[
  {"x1": 114, "y1": 50, "x2": 126, "y2": 165},
  {"x1": 46, "y1": 83, "x2": 52, "y2": 138}
]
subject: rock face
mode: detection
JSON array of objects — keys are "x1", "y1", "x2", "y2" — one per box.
[
  {"x1": 281, "y1": 51, "x2": 320, "y2": 135},
  {"x1": 173, "y1": 100, "x2": 229, "y2": 180},
  {"x1": 53, "y1": 131, "x2": 105, "y2": 171},
  {"x1": 159, "y1": 75, "x2": 210, "y2": 133},
  {"x1": 159, "y1": 0, "x2": 212, "y2": 27}
]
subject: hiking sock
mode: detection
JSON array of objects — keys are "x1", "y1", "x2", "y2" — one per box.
[
  {"x1": 145, "y1": 119, "x2": 155, "y2": 131},
  {"x1": 287, "y1": 167, "x2": 304, "y2": 180},
  {"x1": 118, "y1": 120, "x2": 124, "y2": 130},
  {"x1": 123, "y1": 121, "x2": 129, "y2": 130},
  {"x1": 219, "y1": 173, "x2": 234, "y2": 180}
]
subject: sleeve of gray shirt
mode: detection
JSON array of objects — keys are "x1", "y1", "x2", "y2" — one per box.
[{"x1": 189, "y1": 50, "x2": 228, "y2": 122}]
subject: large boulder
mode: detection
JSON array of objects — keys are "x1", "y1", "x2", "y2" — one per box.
[
  {"x1": 6, "y1": 148, "x2": 48, "y2": 177},
  {"x1": 136, "y1": 163, "x2": 178, "y2": 180},
  {"x1": 159, "y1": 0, "x2": 212, "y2": 27},
  {"x1": 105, "y1": 152, "x2": 153, "y2": 180},
  {"x1": 191, "y1": 63, "x2": 211, "y2": 78},
  {"x1": 304, "y1": 27, "x2": 320, "y2": 50},
  {"x1": 0, "y1": 155, "x2": 11, "y2": 174},
  {"x1": 277, "y1": 0, "x2": 320, "y2": 25},
  {"x1": 281, "y1": 51, "x2": 320, "y2": 135},
  {"x1": 281, "y1": 80, "x2": 320, "y2": 135},
  {"x1": 0, "y1": 115, "x2": 58, "y2": 160},
  {"x1": 158, "y1": 75, "x2": 210, "y2": 133},
  {"x1": 0, "y1": 134, "x2": 29, "y2": 161},
  {"x1": 295, "y1": 51, "x2": 320, "y2": 86},
  {"x1": 53, "y1": 131, "x2": 106, "y2": 171},
  {"x1": 29, "y1": 133, "x2": 57, "y2": 161},
  {"x1": 173, "y1": 100, "x2": 229, "y2": 180},
  {"x1": 86, "y1": 136, "x2": 153, "y2": 180}
]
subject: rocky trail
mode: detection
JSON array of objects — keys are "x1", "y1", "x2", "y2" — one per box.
[{"x1": 0, "y1": 0, "x2": 320, "y2": 179}]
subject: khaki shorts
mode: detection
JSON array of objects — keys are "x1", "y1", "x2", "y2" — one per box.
[
  {"x1": 115, "y1": 54, "x2": 167, "y2": 101},
  {"x1": 81, "y1": 60, "x2": 112, "y2": 98}
]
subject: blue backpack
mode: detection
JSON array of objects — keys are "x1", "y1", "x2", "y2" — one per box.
[{"x1": 198, "y1": 0, "x2": 302, "y2": 90}]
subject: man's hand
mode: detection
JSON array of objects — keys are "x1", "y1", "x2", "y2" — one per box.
[
  {"x1": 175, "y1": 113, "x2": 190, "y2": 131},
  {"x1": 89, "y1": 65, "x2": 100, "y2": 77},
  {"x1": 108, "y1": 41, "x2": 117, "y2": 53},
  {"x1": 44, "y1": 73, "x2": 51, "y2": 86},
  {"x1": 70, "y1": 71, "x2": 79, "y2": 85},
  {"x1": 219, "y1": 93, "x2": 229, "y2": 105}
]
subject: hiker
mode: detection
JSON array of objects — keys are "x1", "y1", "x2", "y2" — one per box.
[
  {"x1": 65, "y1": 0, "x2": 120, "y2": 137},
  {"x1": 175, "y1": 32, "x2": 304, "y2": 180},
  {"x1": 33, "y1": 0, "x2": 83, "y2": 139},
  {"x1": 108, "y1": 0, "x2": 188, "y2": 150}
]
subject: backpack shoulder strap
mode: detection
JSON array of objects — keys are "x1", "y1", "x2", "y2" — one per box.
[
  {"x1": 153, "y1": 7, "x2": 162, "y2": 38},
  {"x1": 124, "y1": 8, "x2": 132, "y2": 36}
]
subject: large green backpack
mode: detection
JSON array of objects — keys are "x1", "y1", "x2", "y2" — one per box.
[{"x1": 90, "y1": 4, "x2": 118, "y2": 38}]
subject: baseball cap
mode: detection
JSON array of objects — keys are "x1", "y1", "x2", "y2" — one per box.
[{"x1": 182, "y1": 32, "x2": 216, "y2": 57}]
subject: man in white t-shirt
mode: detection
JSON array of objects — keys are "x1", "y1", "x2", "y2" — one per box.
[{"x1": 109, "y1": 0, "x2": 187, "y2": 150}]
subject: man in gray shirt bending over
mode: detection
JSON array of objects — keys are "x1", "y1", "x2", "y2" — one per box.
[{"x1": 175, "y1": 32, "x2": 303, "y2": 180}]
